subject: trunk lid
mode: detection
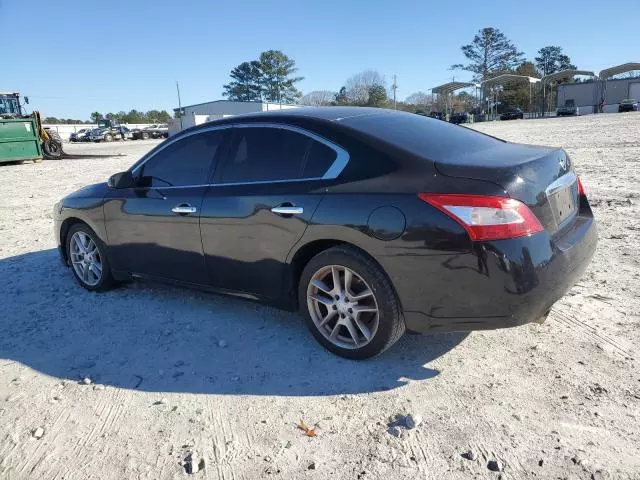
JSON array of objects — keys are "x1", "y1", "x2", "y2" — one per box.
[{"x1": 434, "y1": 142, "x2": 579, "y2": 234}]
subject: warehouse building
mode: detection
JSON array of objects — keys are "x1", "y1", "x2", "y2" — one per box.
[
  {"x1": 556, "y1": 62, "x2": 640, "y2": 114},
  {"x1": 169, "y1": 100, "x2": 300, "y2": 136},
  {"x1": 558, "y1": 77, "x2": 640, "y2": 113}
]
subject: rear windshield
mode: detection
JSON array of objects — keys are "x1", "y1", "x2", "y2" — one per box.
[{"x1": 340, "y1": 112, "x2": 503, "y2": 162}]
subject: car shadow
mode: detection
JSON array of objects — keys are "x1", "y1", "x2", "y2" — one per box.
[{"x1": 0, "y1": 249, "x2": 467, "y2": 396}]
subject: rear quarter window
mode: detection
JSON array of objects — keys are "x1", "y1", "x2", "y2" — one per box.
[{"x1": 302, "y1": 140, "x2": 336, "y2": 178}]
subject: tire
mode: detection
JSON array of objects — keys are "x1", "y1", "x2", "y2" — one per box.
[
  {"x1": 43, "y1": 130, "x2": 63, "y2": 159},
  {"x1": 65, "y1": 223, "x2": 115, "y2": 292},
  {"x1": 141, "y1": 132, "x2": 149, "y2": 140},
  {"x1": 298, "y1": 245, "x2": 405, "y2": 359},
  {"x1": 42, "y1": 135, "x2": 63, "y2": 159},
  {"x1": 104, "y1": 134, "x2": 113, "y2": 142}
]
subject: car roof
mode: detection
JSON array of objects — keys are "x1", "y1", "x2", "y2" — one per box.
[
  {"x1": 175, "y1": 107, "x2": 402, "y2": 138},
  {"x1": 228, "y1": 106, "x2": 389, "y2": 122}
]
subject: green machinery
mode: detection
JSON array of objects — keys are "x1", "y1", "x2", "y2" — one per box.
[{"x1": 0, "y1": 92, "x2": 63, "y2": 164}]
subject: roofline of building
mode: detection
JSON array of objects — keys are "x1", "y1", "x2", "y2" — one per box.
[{"x1": 558, "y1": 76, "x2": 640, "y2": 88}]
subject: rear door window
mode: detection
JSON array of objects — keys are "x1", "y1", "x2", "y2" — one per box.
[
  {"x1": 219, "y1": 126, "x2": 339, "y2": 183},
  {"x1": 221, "y1": 127, "x2": 309, "y2": 183}
]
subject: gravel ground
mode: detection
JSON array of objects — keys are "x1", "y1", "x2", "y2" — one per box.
[{"x1": 0, "y1": 115, "x2": 638, "y2": 480}]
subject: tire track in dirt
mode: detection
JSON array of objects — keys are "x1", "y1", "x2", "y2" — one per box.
[
  {"x1": 53, "y1": 388, "x2": 131, "y2": 480},
  {"x1": 17, "y1": 406, "x2": 70, "y2": 478},
  {"x1": 550, "y1": 306, "x2": 633, "y2": 358},
  {"x1": 206, "y1": 396, "x2": 248, "y2": 480}
]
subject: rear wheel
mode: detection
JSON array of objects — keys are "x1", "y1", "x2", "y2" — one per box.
[
  {"x1": 299, "y1": 246, "x2": 405, "y2": 359},
  {"x1": 142, "y1": 132, "x2": 149, "y2": 140},
  {"x1": 104, "y1": 134, "x2": 113, "y2": 142},
  {"x1": 66, "y1": 223, "x2": 115, "y2": 291}
]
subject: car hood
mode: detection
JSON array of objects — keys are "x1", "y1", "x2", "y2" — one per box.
[{"x1": 64, "y1": 182, "x2": 109, "y2": 200}]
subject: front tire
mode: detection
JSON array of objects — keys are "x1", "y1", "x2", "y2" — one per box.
[
  {"x1": 298, "y1": 246, "x2": 405, "y2": 359},
  {"x1": 104, "y1": 134, "x2": 113, "y2": 142},
  {"x1": 66, "y1": 223, "x2": 115, "y2": 291}
]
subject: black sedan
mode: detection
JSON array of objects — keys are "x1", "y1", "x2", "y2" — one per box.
[
  {"x1": 54, "y1": 107, "x2": 597, "y2": 359},
  {"x1": 618, "y1": 99, "x2": 638, "y2": 112},
  {"x1": 500, "y1": 108, "x2": 524, "y2": 120}
]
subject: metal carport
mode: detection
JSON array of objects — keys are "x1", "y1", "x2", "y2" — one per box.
[
  {"x1": 481, "y1": 74, "x2": 540, "y2": 119},
  {"x1": 599, "y1": 63, "x2": 640, "y2": 110},
  {"x1": 431, "y1": 81, "x2": 475, "y2": 119}
]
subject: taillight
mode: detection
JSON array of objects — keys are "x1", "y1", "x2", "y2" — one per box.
[
  {"x1": 418, "y1": 193, "x2": 544, "y2": 241},
  {"x1": 577, "y1": 176, "x2": 585, "y2": 196}
]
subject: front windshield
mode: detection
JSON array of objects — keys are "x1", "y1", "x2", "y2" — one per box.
[{"x1": 0, "y1": 96, "x2": 20, "y2": 115}]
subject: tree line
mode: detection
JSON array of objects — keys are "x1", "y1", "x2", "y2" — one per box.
[
  {"x1": 44, "y1": 109, "x2": 172, "y2": 125},
  {"x1": 223, "y1": 29, "x2": 582, "y2": 113},
  {"x1": 90, "y1": 110, "x2": 172, "y2": 124}
]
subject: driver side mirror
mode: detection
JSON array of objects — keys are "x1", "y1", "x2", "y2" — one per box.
[{"x1": 107, "y1": 171, "x2": 135, "y2": 189}]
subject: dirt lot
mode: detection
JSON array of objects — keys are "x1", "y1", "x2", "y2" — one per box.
[{"x1": 0, "y1": 115, "x2": 639, "y2": 480}]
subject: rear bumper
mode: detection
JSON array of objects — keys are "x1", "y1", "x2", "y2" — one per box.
[{"x1": 391, "y1": 210, "x2": 597, "y2": 334}]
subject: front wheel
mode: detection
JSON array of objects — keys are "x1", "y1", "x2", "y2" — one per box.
[
  {"x1": 66, "y1": 223, "x2": 115, "y2": 291},
  {"x1": 104, "y1": 134, "x2": 113, "y2": 142},
  {"x1": 299, "y1": 246, "x2": 405, "y2": 359}
]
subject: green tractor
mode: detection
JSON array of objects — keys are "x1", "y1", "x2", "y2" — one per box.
[{"x1": 0, "y1": 92, "x2": 64, "y2": 164}]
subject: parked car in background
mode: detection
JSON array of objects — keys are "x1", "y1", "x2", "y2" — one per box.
[
  {"x1": 152, "y1": 124, "x2": 169, "y2": 138},
  {"x1": 120, "y1": 126, "x2": 134, "y2": 140},
  {"x1": 89, "y1": 127, "x2": 123, "y2": 142},
  {"x1": 131, "y1": 125, "x2": 167, "y2": 140},
  {"x1": 428, "y1": 111, "x2": 445, "y2": 120},
  {"x1": 557, "y1": 99, "x2": 577, "y2": 116},
  {"x1": 449, "y1": 112, "x2": 469, "y2": 124},
  {"x1": 69, "y1": 128, "x2": 90, "y2": 142},
  {"x1": 618, "y1": 98, "x2": 638, "y2": 112},
  {"x1": 130, "y1": 126, "x2": 155, "y2": 140},
  {"x1": 54, "y1": 107, "x2": 597, "y2": 359},
  {"x1": 500, "y1": 108, "x2": 524, "y2": 120}
]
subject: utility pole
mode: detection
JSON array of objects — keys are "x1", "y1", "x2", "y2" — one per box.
[
  {"x1": 176, "y1": 81, "x2": 183, "y2": 130},
  {"x1": 392, "y1": 75, "x2": 398, "y2": 110}
]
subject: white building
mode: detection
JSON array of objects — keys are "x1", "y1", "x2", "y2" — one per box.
[{"x1": 169, "y1": 100, "x2": 300, "y2": 136}]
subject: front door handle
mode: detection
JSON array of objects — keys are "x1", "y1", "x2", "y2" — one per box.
[
  {"x1": 271, "y1": 206, "x2": 304, "y2": 215},
  {"x1": 172, "y1": 204, "x2": 197, "y2": 215}
]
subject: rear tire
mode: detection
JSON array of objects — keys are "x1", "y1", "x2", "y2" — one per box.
[
  {"x1": 104, "y1": 134, "x2": 113, "y2": 142},
  {"x1": 65, "y1": 223, "x2": 115, "y2": 292},
  {"x1": 142, "y1": 132, "x2": 149, "y2": 140},
  {"x1": 298, "y1": 246, "x2": 405, "y2": 359}
]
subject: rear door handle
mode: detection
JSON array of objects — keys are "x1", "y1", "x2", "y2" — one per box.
[
  {"x1": 270, "y1": 206, "x2": 304, "y2": 215},
  {"x1": 172, "y1": 204, "x2": 197, "y2": 214}
]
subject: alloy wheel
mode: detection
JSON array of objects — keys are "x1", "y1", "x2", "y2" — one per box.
[
  {"x1": 306, "y1": 265, "x2": 379, "y2": 349},
  {"x1": 69, "y1": 231, "x2": 103, "y2": 286}
]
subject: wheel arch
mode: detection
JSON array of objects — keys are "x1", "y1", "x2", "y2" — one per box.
[
  {"x1": 286, "y1": 238, "x2": 401, "y2": 311},
  {"x1": 59, "y1": 217, "x2": 106, "y2": 264}
]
